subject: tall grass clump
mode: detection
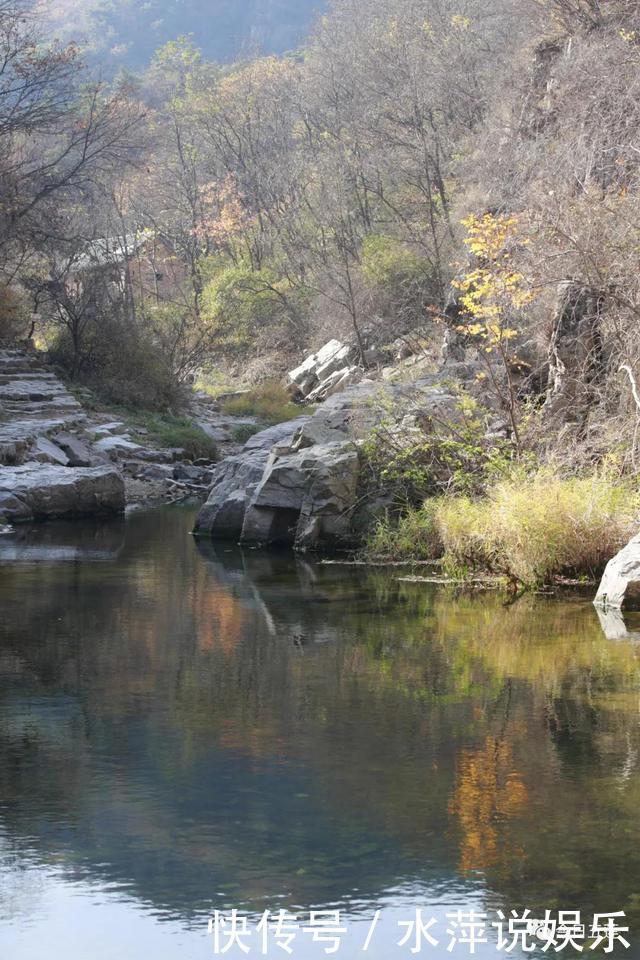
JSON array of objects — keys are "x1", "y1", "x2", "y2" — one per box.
[
  {"x1": 364, "y1": 501, "x2": 442, "y2": 562},
  {"x1": 220, "y1": 381, "x2": 300, "y2": 425},
  {"x1": 437, "y1": 471, "x2": 640, "y2": 586}
]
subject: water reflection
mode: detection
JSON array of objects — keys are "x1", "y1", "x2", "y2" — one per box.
[{"x1": 0, "y1": 508, "x2": 639, "y2": 958}]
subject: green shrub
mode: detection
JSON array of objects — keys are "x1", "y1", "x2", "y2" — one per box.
[
  {"x1": 361, "y1": 234, "x2": 432, "y2": 289},
  {"x1": 130, "y1": 414, "x2": 217, "y2": 461},
  {"x1": 360, "y1": 395, "x2": 514, "y2": 506},
  {"x1": 364, "y1": 502, "x2": 442, "y2": 562},
  {"x1": 231, "y1": 422, "x2": 262, "y2": 443},
  {"x1": 200, "y1": 261, "x2": 305, "y2": 353},
  {"x1": 221, "y1": 381, "x2": 300, "y2": 425},
  {"x1": 435, "y1": 471, "x2": 640, "y2": 585},
  {"x1": 0, "y1": 285, "x2": 30, "y2": 344}
]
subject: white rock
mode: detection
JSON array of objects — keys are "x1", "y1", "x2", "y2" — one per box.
[
  {"x1": 94, "y1": 435, "x2": 143, "y2": 457},
  {"x1": 288, "y1": 340, "x2": 354, "y2": 397},
  {"x1": 594, "y1": 533, "x2": 640, "y2": 610},
  {"x1": 92, "y1": 421, "x2": 127, "y2": 436},
  {"x1": 33, "y1": 436, "x2": 70, "y2": 466}
]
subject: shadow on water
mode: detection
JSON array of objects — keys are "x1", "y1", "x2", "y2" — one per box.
[{"x1": 0, "y1": 506, "x2": 639, "y2": 956}]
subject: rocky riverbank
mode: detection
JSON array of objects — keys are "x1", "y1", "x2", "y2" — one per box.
[
  {"x1": 194, "y1": 340, "x2": 463, "y2": 552},
  {"x1": 0, "y1": 348, "x2": 239, "y2": 522}
]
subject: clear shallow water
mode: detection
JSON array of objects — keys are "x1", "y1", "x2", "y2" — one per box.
[{"x1": 0, "y1": 507, "x2": 639, "y2": 959}]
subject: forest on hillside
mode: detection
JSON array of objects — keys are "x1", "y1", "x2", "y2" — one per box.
[{"x1": 2, "y1": 0, "x2": 640, "y2": 445}]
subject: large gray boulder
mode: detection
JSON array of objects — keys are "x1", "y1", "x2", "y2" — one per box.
[
  {"x1": 195, "y1": 377, "x2": 460, "y2": 552},
  {"x1": 241, "y1": 440, "x2": 359, "y2": 549},
  {"x1": 594, "y1": 533, "x2": 640, "y2": 610},
  {"x1": 194, "y1": 418, "x2": 310, "y2": 539},
  {"x1": 0, "y1": 463, "x2": 125, "y2": 523}
]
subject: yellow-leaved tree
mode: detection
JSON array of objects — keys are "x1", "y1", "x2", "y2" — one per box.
[{"x1": 453, "y1": 214, "x2": 536, "y2": 449}]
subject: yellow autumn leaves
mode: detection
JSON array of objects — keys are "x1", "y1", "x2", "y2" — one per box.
[{"x1": 453, "y1": 213, "x2": 535, "y2": 352}]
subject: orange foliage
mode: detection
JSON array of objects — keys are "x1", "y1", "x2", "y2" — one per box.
[{"x1": 448, "y1": 736, "x2": 528, "y2": 873}]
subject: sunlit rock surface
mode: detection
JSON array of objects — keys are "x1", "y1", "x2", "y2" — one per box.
[{"x1": 594, "y1": 532, "x2": 640, "y2": 611}]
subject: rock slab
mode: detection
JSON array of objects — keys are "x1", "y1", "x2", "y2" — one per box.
[
  {"x1": 594, "y1": 533, "x2": 640, "y2": 610},
  {"x1": 0, "y1": 464, "x2": 125, "y2": 523}
]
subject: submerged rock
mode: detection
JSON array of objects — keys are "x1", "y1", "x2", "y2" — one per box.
[{"x1": 594, "y1": 533, "x2": 640, "y2": 611}]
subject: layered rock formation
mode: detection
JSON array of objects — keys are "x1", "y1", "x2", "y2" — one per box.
[
  {"x1": 288, "y1": 339, "x2": 363, "y2": 402},
  {"x1": 0, "y1": 348, "x2": 124, "y2": 522},
  {"x1": 0, "y1": 463, "x2": 124, "y2": 522},
  {"x1": 195, "y1": 376, "x2": 459, "y2": 551}
]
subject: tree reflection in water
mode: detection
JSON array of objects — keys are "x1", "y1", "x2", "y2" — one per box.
[{"x1": 0, "y1": 506, "x2": 639, "y2": 954}]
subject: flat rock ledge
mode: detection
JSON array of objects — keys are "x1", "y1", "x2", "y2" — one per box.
[{"x1": 0, "y1": 463, "x2": 125, "y2": 523}]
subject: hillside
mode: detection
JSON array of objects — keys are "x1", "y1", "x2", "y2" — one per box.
[
  {"x1": 38, "y1": 0, "x2": 324, "y2": 70},
  {"x1": 4, "y1": 0, "x2": 640, "y2": 572}
]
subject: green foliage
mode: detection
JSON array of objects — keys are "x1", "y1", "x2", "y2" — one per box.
[
  {"x1": 364, "y1": 501, "x2": 442, "y2": 562},
  {"x1": 360, "y1": 395, "x2": 515, "y2": 506},
  {"x1": 0, "y1": 285, "x2": 30, "y2": 344},
  {"x1": 201, "y1": 262, "x2": 300, "y2": 353},
  {"x1": 220, "y1": 381, "x2": 300, "y2": 425},
  {"x1": 128, "y1": 413, "x2": 217, "y2": 461},
  {"x1": 361, "y1": 235, "x2": 431, "y2": 290},
  {"x1": 231, "y1": 423, "x2": 262, "y2": 444}
]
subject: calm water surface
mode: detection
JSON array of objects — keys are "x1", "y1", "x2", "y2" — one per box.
[{"x1": 0, "y1": 507, "x2": 639, "y2": 959}]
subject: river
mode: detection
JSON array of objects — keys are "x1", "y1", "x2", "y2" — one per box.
[{"x1": 0, "y1": 506, "x2": 638, "y2": 958}]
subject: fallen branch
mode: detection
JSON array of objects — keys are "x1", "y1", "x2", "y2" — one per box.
[{"x1": 620, "y1": 363, "x2": 640, "y2": 412}]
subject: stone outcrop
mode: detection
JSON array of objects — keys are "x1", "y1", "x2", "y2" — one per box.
[
  {"x1": 0, "y1": 348, "x2": 230, "y2": 515},
  {"x1": 195, "y1": 377, "x2": 459, "y2": 551},
  {"x1": 241, "y1": 441, "x2": 360, "y2": 549},
  {"x1": 545, "y1": 281, "x2": 605, "y2": 420},
  {"x1": 0, "y1": 463, "x2": 124, "y2": 522},
  {"x1": 288, "y1": 339, "x2": 363, "y2": 402},
  {"x1": 0, "y1": 349, "x2": 86, "y2": 466},
  {"x1": 594, "y1": 533, "x2": 640, "y2": 611},
  {"x1": 195, "y1": 418, "x2": 310, "y2": 540},
  {"x1": 0, "y1": 348, "x2": 125, "y2": 522}
]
